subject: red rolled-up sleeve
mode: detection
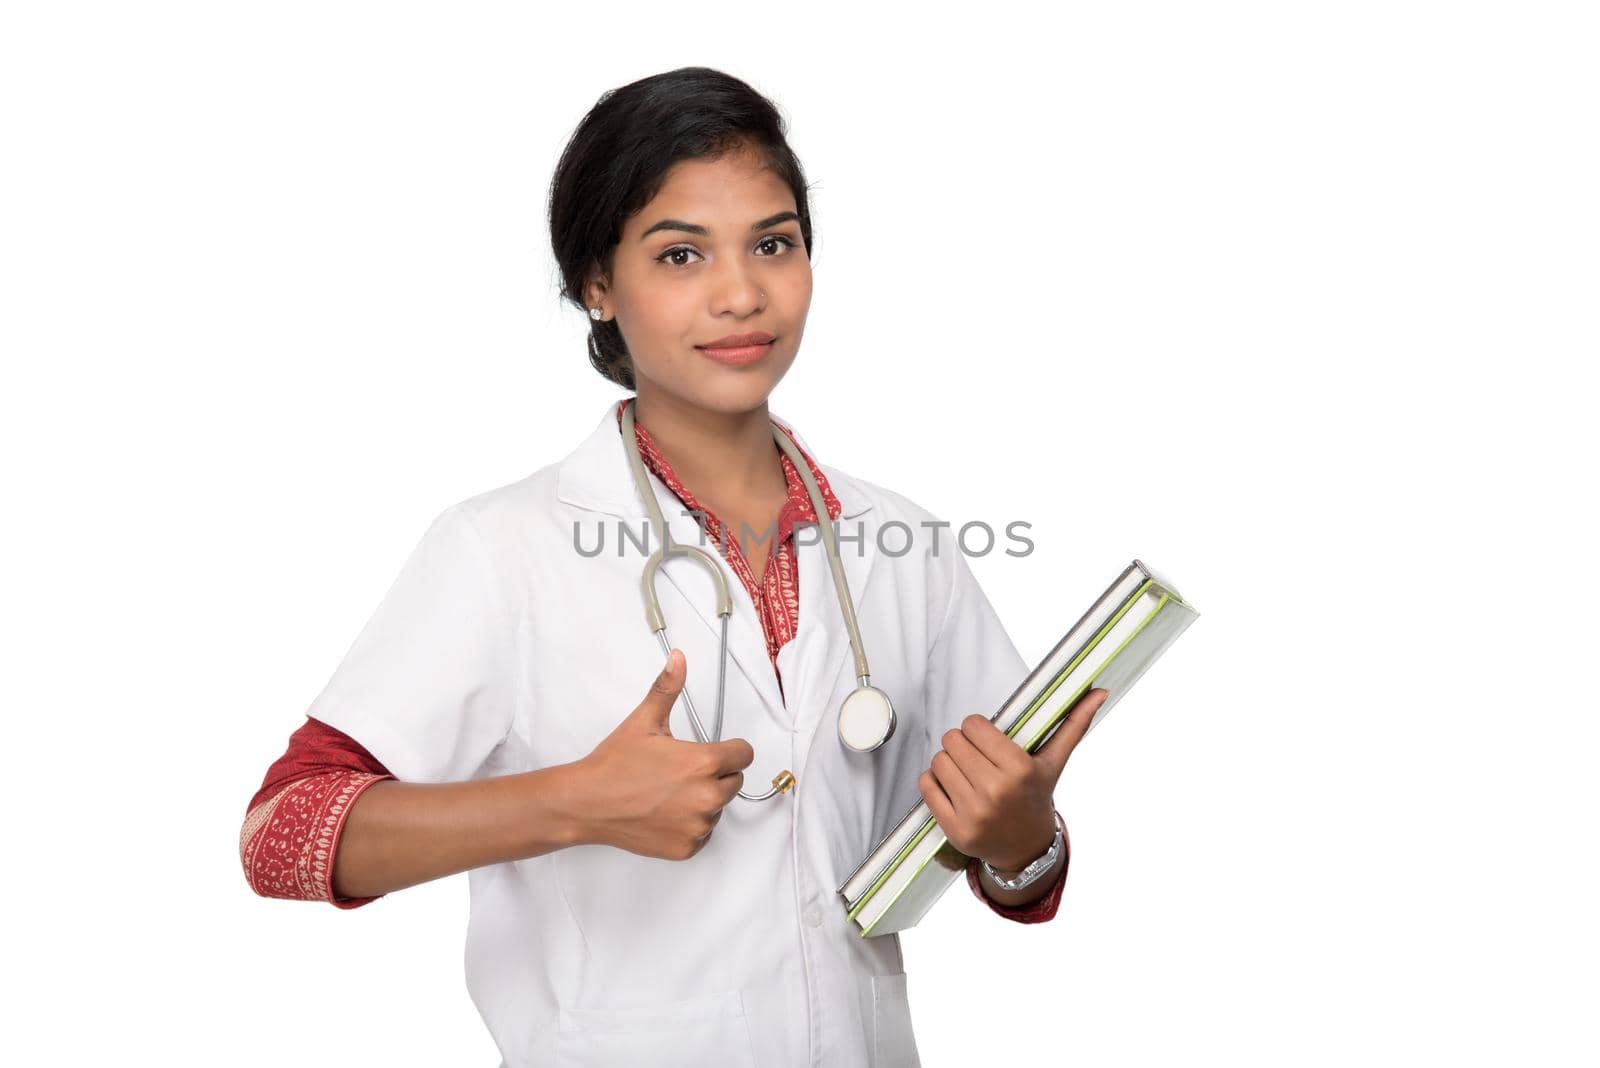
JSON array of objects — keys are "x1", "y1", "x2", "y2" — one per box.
[{"x1": 239, "y1": 716, "x2": 394, "y2": 909}]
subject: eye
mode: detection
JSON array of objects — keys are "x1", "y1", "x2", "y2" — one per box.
[
  {"x1": 655, "y1": 245, "x2": 702, "y2": 268},
  {"x1": 756, "y1": 234, "x2": 799, "y2": 257}
]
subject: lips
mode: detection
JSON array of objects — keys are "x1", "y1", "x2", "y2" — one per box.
[
  {"x1": 695, "y1": 331, "x2": 776, "y2": 367},
  {"x1": 698, "y1": 331, "x2": 776, "y2": 350}
]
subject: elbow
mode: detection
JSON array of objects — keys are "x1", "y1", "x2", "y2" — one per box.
[{"x1": 239, "y1": 773, "x2": 389, "y2": 908}]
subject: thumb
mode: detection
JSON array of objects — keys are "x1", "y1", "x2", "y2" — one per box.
[
  {"x1": 1034, "y1": 687, "x2": 1108, "y2": 779},
  {"x1": 632, "y1": 648, "x2": 686, "y2": 736}
]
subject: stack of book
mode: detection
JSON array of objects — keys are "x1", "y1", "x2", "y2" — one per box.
[{"x1": 837, "y1": 559, "x2": 1200, "y2": 938}]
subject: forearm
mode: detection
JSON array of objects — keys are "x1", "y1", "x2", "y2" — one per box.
[{"x1": 331, "y1": 761, "x2": 591, "y2": 899}]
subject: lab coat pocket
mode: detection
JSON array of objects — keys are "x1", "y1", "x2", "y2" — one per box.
[
  {"x1": 554, "y1": 987, "x2": 758, "y2": 1068},
  {"x1": 872, "y1": 972, "x2": 921, "y2": 1068}
]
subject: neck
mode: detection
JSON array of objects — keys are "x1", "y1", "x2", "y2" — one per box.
[{"x1": 631, "y1": 386, "x2": 784, "y2": 500}]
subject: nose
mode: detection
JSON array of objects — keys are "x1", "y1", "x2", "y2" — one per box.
[{"x1": 708, "y1": 255, "x2": 764, "y2": 317}]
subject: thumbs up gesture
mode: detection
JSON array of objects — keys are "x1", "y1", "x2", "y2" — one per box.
[
  {"x1": 918, "y1": 688, "x2": 1109, "y2": 874},
  {"x1": 572, "y1": 649, "x2": 756, "y2": 862}
]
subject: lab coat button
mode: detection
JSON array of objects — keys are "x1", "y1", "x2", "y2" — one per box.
[{"x1": 803, "y1": 907, "x2": 822, "y2": 928}]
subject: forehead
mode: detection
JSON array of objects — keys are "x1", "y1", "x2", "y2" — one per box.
[{"x1": 624, "y1": 146, "x2": 796, "y2": 234}]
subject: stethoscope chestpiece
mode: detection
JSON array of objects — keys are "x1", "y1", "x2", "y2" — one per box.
[{"x1": 837, "y1": 683, "x2": 896, "y2": 753}]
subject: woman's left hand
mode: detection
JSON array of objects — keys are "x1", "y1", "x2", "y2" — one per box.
[{"x1": 918, "y1": 688, "x2": 1108, "y2": 872}]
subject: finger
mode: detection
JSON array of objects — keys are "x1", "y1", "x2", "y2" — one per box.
[
  {"x1": 918, "y1": 769, "x2": 958, "y2": 833},
  {"x1": 717, "y1": 770, "x2": 746, "y2": 804},
  {"x1": 958, "y1": 714, "x2": 1031, "y2": 775},
  {"x1": 929, "y1": 748, "x2": 978, "y2": 812},
  {"x1": 710, "y1": 736, "x2": 756, "y2": 775},
  {"x1": 1034, "y1": 687, "x2": 1108, "y2": 778},
  {"x1": 634, "y1": 648, "x2": 686, "y2": 735},
  {"x1": 938, "y1": 725, "x2": 1000, "y2": 784}
]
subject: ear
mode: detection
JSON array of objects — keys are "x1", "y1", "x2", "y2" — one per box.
[{"x1": 582, "y1": 264, "x2": 611, "y2": 318}]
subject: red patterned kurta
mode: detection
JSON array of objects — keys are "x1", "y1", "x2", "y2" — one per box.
[
  {"x1": 240, "y1": 399, "x2": 1065, "y2": 921},
  {"x1": 615, "y1": 400, "x2": 838, "y2": 702},
  {"x1": 240, "y1": 718, "x2": 391, "y2": 908}
]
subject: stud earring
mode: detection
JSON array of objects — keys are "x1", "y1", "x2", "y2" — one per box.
[{"x1": 589, "y1": 307, "x2": 603, "y2": 321}]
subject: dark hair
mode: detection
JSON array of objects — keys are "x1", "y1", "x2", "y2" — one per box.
[{"x1": 548, "y1": 67, "x2": 815, "y2": 389}]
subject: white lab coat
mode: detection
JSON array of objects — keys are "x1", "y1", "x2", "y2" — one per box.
[{"x1": 309, "y1": 401, "x2": 1030, "y2": 1067}]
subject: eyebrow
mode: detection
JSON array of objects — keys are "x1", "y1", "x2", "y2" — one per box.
[{"x1": 638, "y1": 210, "x2": 801, "y2": 241}]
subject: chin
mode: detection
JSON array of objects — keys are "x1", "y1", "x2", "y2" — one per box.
[
  {"x1": 686, "y1": 375, "x2": 782, "y2": 416},
  {"x1": 649, "y1": 355, "x2": 795, "y2": 417}
]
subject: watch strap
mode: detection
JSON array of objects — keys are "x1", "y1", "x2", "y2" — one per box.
[{"x1": 980, "y1": 811, "x2": 1064, "y2": 891}]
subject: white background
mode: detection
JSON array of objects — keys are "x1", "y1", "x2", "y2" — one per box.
[{"x1": 3, "y1": 2, "x2": 1595, "y2": 1064}]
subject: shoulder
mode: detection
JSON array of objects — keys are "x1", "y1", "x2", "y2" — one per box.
[
  {"x1": 429, "y1": 461, "x2": 566, "y2": 539},
  {"x1": 818, "y1": 464, "x2": 948, "y2": 530},
  {"x1": 817, "y1": 464, "x2": 970, "y2": 619},
  {"x1": 388, "y1": 462, "x2": 572, "y2": 598}
]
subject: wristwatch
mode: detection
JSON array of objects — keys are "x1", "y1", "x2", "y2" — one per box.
[{"x1": 980, "y1": 812, "x2": 1065, "y2": 891}]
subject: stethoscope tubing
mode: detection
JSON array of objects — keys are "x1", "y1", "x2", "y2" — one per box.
[{"x1": 620, "y1": 398, "x2": 883, "y2": 802}]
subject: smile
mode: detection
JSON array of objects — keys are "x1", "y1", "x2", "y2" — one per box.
[{"x1": 695, "y1": 336, "x2": 775, "y2": 366}]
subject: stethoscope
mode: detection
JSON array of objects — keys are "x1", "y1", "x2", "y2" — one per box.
[{"x1": 619, "y1": 398, "x2": 896, "y2": 802}]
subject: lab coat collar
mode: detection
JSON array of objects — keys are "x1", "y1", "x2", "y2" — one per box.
[
  {"x1": 555, "y1": 400, "x2": 873, "y2": 522},
  {"x1": 555, "y1": 399, "x2": 877, "y2": 739}
]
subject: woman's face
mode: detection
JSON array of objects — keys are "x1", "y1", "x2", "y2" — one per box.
[{"x1": 585, "y1": 143, "x2": 812, "y2": 416}]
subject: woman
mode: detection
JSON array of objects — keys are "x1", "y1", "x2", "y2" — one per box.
[{"x1": 240, "y1": 66, "x2": 1106, "y2": 1067}]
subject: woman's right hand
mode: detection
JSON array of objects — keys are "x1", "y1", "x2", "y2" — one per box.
[{"x1": 570, "y1": 648, "x2": 755, "y2": 861}]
